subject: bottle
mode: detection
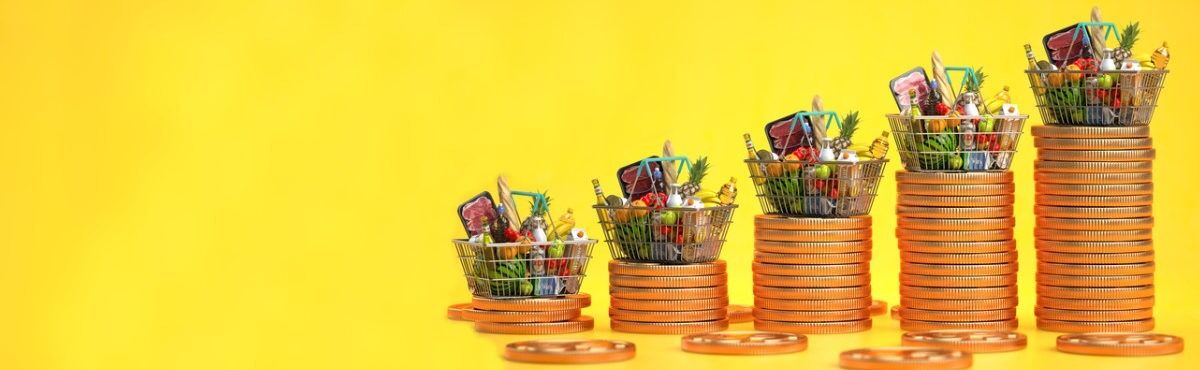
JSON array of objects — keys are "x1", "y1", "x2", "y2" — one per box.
[
  {"x1": 666, "y1": 184, "x2": 683, "y2": 208},
  {"x1": 1025, "y1": 44, "x2": 1046, "y2": 95},
  {"x1": 961, "y1": 117, "x2": 976, "y2": 151},
  {"x1": 818, "y1": 138, "x2": 836, "y2": 162},
  {"x1": 925, "y1": 81, "x2": 943, "y2": 115},
  {"x1": 493, "y1": 204, "x2": 511, "y2": 242},
  {"x1": 479, "y1": 217, "x2": 496, "y2": 260},
  {"x1": 962, "y1": 92, "x2": 981, "y2": 117},
  {"x1": 592, "y1": 179, "x2": 612, "y2": 225},
  {"x1": 531, "y1": 216, "x2": 548, "y2": 243},
  {"x1": 868, "y1": 131, "x2": 890, "y2": 159},
  {"x1": 1152, "y1": 42, "x2": 1169, "y2": 70},
  {"x1": 907, "y1": 89, "x2": 922, "y2": 119},
  {"x1": 1100, "y1": 49, "x2": 1117, "y2": 71},
  {"x1": 744, "y1": 133, "x2": 766, "y2": 185}
]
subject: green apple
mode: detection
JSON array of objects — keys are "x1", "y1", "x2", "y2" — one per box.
[
  {"x1": 948, "y1": 155, "x2": 964, "y2": 170},
  {"x1": 1098, "y1": 74, "x2": 1114, "y2": 89},
  {"x1": 814, "y1": 164, "x2": 832, "y2": 179},
  {"x1": 660, "y1": 210, "x2": 678, "y2": 225}
]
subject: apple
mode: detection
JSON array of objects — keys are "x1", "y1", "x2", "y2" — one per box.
[
  {"x1": 814, "y1": 164, "x2": 832, "y2": 179},
  {"x1": 948, "y1": 155, "x2": 964, "y2": 170},
  {"x1": 659, "y1": 210, "x2": 678, "y2": 225},
  {"x1": 1098, "y1": 74, "x2": 1114, "y2": 89}
]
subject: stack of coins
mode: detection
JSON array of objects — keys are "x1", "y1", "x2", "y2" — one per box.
[
  {"x1": 751, "y1": 215, "x2": 874, "y2": 334},
  {"x1": 1032, "y1": 125, "x2": 1155, "y2": 333},
  {"x1": 895, "y1": 171, "x2": 1019, "y2": 331},
  {"x1": 608, "y1": 260, "x2": 730, "y2": 334},
  {"x1": 466, "y1": 294, "x2": 595, "y2": 334}
]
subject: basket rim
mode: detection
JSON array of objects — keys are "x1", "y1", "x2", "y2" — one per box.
[
  {"x1": 592, "y1": 204, "x2": 737, "y2": 210},
  {"x1": 451, "y1": 239, "x2": 597, "y2": 246},
  {"x1": 885, "y1": 113, "x2": 1029, "y2": 120},
  {"x1": 1024, "y1": 69, "x2": 1169, "y2": 74},
  {"x1": 744, "y1": 158, "x2": 889, "y2": 164}
]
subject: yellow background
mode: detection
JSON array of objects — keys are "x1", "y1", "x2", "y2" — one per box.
[{"x1": 2, "y1": 0, "x2": 1198, "y2": 369}]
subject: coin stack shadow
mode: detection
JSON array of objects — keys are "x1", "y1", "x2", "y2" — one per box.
[
  {"x1": 895, "y1": 171, "x2": 1019, "y2": 331},
  {"x1": 468, "y1": 294, "x2": 595, "y2": 334},
  {"x1": 750, "y1": 215, "x2": 874, "y2": 334},
  {"x1": 608, "y1": 260, "x2": 731, "y2": 334},
  {"x1": 1032, "y1": 126, "x2": 1155, "y2": 333}
]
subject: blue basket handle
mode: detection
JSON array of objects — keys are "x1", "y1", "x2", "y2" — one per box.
[
  {"x1": 1060, "y1": 21, "x2": 1120, "y2": 68},
  {"x1": 510, "y1": 190, "x2": 550, "y2": 216},
  {"x1": 633, "y1": 156, "x2": 693, "y2": 185},
  {"x1": 944, "y1": 66, "x2": 980, "y2": 99},
  {"x1": 789, "y1": 111, "x2": 843, "y2": 132}
]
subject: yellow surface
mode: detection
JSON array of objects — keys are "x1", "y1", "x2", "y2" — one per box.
[{"x1": 2, "y1": 0, "x2": 1199, "y2": 369}]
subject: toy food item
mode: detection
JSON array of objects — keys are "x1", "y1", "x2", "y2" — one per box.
[
  {"x1": 867, "y1": 131, "x2": 890, "y2": 159},
  {"x1": 457, "y1": 192, "x2": 499, "y2": 237},
  {"x1": 931, "y1": 51, "x2": 956, "y2": 107},
  {"x1": 889, "y1": 67, "x2": 931, "y2": 112},
  {"x1": 1043, "y1": 23, "x2": 1094, "y2": 67},
  {"x1": 1152, "y1": 42, "x2": 1170, "y2": 69}
]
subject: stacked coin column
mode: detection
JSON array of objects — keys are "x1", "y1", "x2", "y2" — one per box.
[
  {"x1": 751, "y1": 215, "x2": 875, "y2": 334},
  {"x1": 895, "y1": 171, "x2": 1019, "y2": 331},
  {"x1": 608, "y1": 260, "x2": 731, "y2": 334},
  {"x1": 1032, "y1": 126, "x2": 1155, "y2": 333}
]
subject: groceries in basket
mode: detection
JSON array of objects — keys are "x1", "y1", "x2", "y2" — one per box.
[
  {"x1": 593, "y1": 143, "x2": 738, "y2": 264},
  {"x1": 1024, "y1": 6, "x2": 1169, "y2": 126},
  {"x1": 885, "y1": 52, "x2": 1028, "y2": 172},
  {"x1": 744, "y1": 97, "x2": 889, "y2": 217},
  {"x1": 452, "y1": 177, "x2": 596, "y2": 298}
]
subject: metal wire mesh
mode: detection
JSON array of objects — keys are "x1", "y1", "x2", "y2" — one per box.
[
  {"x1": 1025, "y1": 69, "x2": 1166, "y2": 126},
  {"x1": 593, "y1": 205, "x2": 735, "y2": 264},
  {"x1": 453, "y1": 239, "x2": 595, "y2": 299},
  {"x1": 886, "y1": 114, "x2": 1027, "y2": 172},
  {"x1": 745, "y1": 159, "x2": 887, "y2": 217}
]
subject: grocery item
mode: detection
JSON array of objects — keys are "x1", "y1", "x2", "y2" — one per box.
[
  {"x1": 1152, "y1": 42, "x2": 1169, "y2": 69},
  {"x1": 504, "y1": 339, "x2": 635, "y2": 364}
]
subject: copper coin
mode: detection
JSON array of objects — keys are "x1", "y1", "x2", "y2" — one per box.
[
  {"x1": 898, "y1": 308, "x2": 1016, "y2": 322},
  {"x1": 1035, "y1": 239, "x2": 1153, "y2": 253},
  {"x1": 870, "y1": 300, "x2": 887, "y2": 316},
  {"x1": 610, "y1": 297, "x2": 728, "y2": 311},
  {"x1": 901, "y1": 262, "x2": 1018, "y2": 276},
  {"x1": 504, "y1": 339, "x2": 635, "y2": 364},
  {"x1": 754, "y1": 240, "x2": 873, "y2": 254},
  {"x1": 1035, "y1": 307, "x2": 1154, "y2": 321},
  {"x1": 608, "y1": 260, "x2": 726, "y2": 277},
  {"x1": 1057, "y1": 333, "x2": 1183, "y2": 356},
  {"x1": 901, "y1": 251, "x2": 1017, "y2": 265},
  {"x1": 1036, "y1": 273, "x2": 1154, "y2": 287},
  {"x1": 898, "y1": 194, "x2": 1015, "y2": 207},
  {"x1": 839, "y1": 347, "x2": 972, "y2": 370},
  {"x1": 1038, "y1": 149, "x2": 1156, "y2": 162},
  {"x1": 754, "y1": 214, "x2": 871, "y2": 230},
  {"x1": 609, "y1": 307, "x2": 727, "y2": 323},
  {"x1": 1038, "y1": 318, "x2": 1154, "y2": 333},
  {"x1": 902, "y1": 330, "x2": 1027, "y2": 353},
  {"x1": 1035, "y1": 194, "x2": 1153, "y2": 207},
  {"x1": 1036, "y1": 183, "x2": 1153, "y2": 196},
  {"x1": 610, "y1": 318, "x2": 729, "y2": 334},
  {"x1": 896, "y1": 229, "x2": 1013, "y2": 242},
  {"x1": 1034, "y1": 228, "x2": 1152, "y2": 242},
  {"x1": 901, "y1": 318, "x2": 1019, "y2": 331},
  {"x1": 753, "y1": 285, "x2": 872, "y2": 300},
  {"x1": 896, "y1": 171, "x2": 1013, "y2": 184},
  {"x1": 447, "y1": 303, "x2": 472, "y2": 321},
  {"x1": 471, "y1": 294, "x2": 592, "y2": 312},
  {"x1": 899, "y1": 240, "x2": 1017, "y2": 253},
  {"x1": 890, "y1": 305, "x2": 901, "y2": 320},
  {"x1": 755, "y1": 228, "x2": 872, "y2": 242},
  {"x1": 461, "y1": 308, "x2": 581, "y2": 323},
  {"x1": 1035, "y1": 217, "x2": 1153, "y2": 230},
  {"x1": 727, "y1": 304, "x2": 754, "y2": 323},
  {"x1": 1031, "y1": 125, "x2": 1150, "y2": 138},
  {"x1": 681, "y1": 331, "x2": 808, "y2": 355},
  {"x1": 901, "y1": 297, "x2": 1018, "y2": 311},
  {"x1": 1037, "y1": 285, "x2": 1154, "y2": 299},
  {"x1": 610, "y1": 273, "x2": 728, "y2": 288},
  {"x1": 1035, "y1": 172, "x2": 1153, "y2": 184},
  {"x1": 752, "y1": 262, "x2": 870, "y2": 276},
  {"x1": 754, "y1": 318, "x2": 872, "y2": 334},
  {"x1": 897, "y1": 205, "x2": 1013, "y2": 219},
  {"x1": 900, "y1": 286, "x2": 1017, "y2": 300},
  {"x1": 610, "y1": 286, "x2": 727, "y2": 300},
  {"x1": 897, "y1": 217, "x2": 1015, "y2": 231},
  {"x1": 1037, "y1": 251, "x2": 1154, "y2": 264},
  {"x1": 1035, "y1": 160, "x2": 1153, "y2": 173},
  {"x1": 754, "y1": 297, "x2": 872, "y2": 311},
  {"x1": 1037, "y1": 262, "x2": 1154, "y2": 276},
  {"x1": 1037, "y1": 297, "x2": 1155, "y2": 311},
  {"x1": 755, "y1": 251, "x2": 872, "y2": 265},
  {"x1": 753, "y1": 273, "x2": 871, "y2": 288},
  {"x1": 1034, "y1": 137, "x2": 1153, "y2": 150},
  {"x1": 475, "y1": 316, "x2": 595, "y2": 334},
  {"x1": 900, "y1": 273, "x2": 1017, "y2": 288},
  {"x1": 1035, "y1": 205, "x2": 1152, "y2": 218},
  {"x1": 897, "y1": 183, "x2": 1014, "y2": 196},
  {"x1": 753, "y1": 307, "x2": 871, "y2": 322}
]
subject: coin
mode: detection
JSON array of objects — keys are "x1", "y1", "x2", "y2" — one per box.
[
  {"x1": 609, "y1": 307, "x2": 728, "y2": 322},
  {"x1": 899, "y1": 240, "x2": 1017, "y2": 253},
  {"x1": 1037, "y1": 251, "x2": 1154, "y2": 264},
  {"x1": 900, "y1": 318, "x2": 1019, "y2": 331},
  {"x1": 1038, "y1": 149, "x2": 1156, "y2": 162},
  {"x1": 897, "y1": 217, "x2": 1015, "y2": 231},
  {"x1": 447, "y1": 303, "x2": 472, "y2": 321},
  {"x1": 755, "y1": 228, "x2": 872, "y2": 242},
  {"x1": 1035, "y1": 205, "x2": 1152, "y2": 218},
  {"x1": 870, "y1": 300, "x2": 887, "y2": 316},
  {"x1": 1036, "y1": 273, "x2": 1154, "y2": 287},
  {"x1": 681, "y1": 331, "x2": 808, "y2": 355},
  {"x1": 900, "y1": 273, "x2": 1017, "y2": 288},
  {"x1": 471, "y1": 294, "x2": 592, "y2": 312},
  {"x1": 1035, "y1": 172, "x2": 1153, "y2": 184},
  {"x1": 754, "y1": 240, "x2": 873, "y2": 254},
  {"x1": 461, "y1": 308, "x2": 581, "y2": 323},
  {"x1": 1034, "y1": 228, "x2": 1152, "y2": 242},
  {"x1": 727, "y1": 304, "x2": 754, "y2": 323},
  {"x1": 752, "y1": 262, "x2": 870, "y2": 276},
  {"x1": 1037, "y1": 297, "x2": 1155, "y2": 310},
  {"x1": 610, "y1": 286, "x2": 727, "y2": 300},
  {"x1": 609, "y1": 273, "x2": 728, "y2": 288},
  {"x1": 1037, "y1": 262, "x2": 1154, "y2": 276},
  {"x1": 608, "y1": 260, "x2": 726, "y2": 277},
  {"x1": 839, "y1": 347, "x2": 972, "y2": 370},
  {"x1": 896, "y1": 229, "x2": 1014, "y2": 242},
  {"x1": 1035, "y1": 194, "x2": 1153, "y2": 207},
  {"x1": 898, "y1": 194, "x2": 1015, "y2": 207},
  {"x1": 754, "y1": 214, "x2": 871, "y2": 230},
  {"x1": 899, "y1": 308, "x2": 1016, "y2": 322},
  {"x1": 753, "y1": 273, "x2": 871, "y2": 288},
  {"x1": 755, "y1": 251, "x2": 872, "y2": 265},
  {"x1": 901, "y1": 251, "x2": 1017, "y2": 265},
  {"x1": 475, "y1": 316, "x2": 595, "y2": 334},
  {"x1": 611, "y1": 318, "x2": 729, "y2": 334},
  {"x1": 1031, "y1": 125, "x2": 1150, "y2": 138},
  {"x1": 1035, "y1": 160, "x2": 1153, "y2": 173},
  {"x1": 901, "y1": 297, "x2": 1018, "y2": 311},
  {"x1": 1035, "y1": 307, "x2": 1153, "y2": 321},
  {"x1": 753, "y1": 307, "x2": 871, "y2": 322},
  {"x1": 902, "y1": 330, "x2": 1028, "y2": 353},
  {"x1": 890, "y1": 305, "x2": 900, "y2": 320},
  {"x1": 900, "y1": 286, "x2": 1017, "y2": 300},
  {"x1": 504, "y1": 339, "x2": 635, "y2": 364},
  {"x1": 897, "y1": 205, "x2": 1013, "y2": 219},
  {"x1": 1037, "y1": 318, "x2": 1154, "y2": 333},
  {"x1": 1036, "y1": 183, "x2": 1153, "y2": 196},
  {"x1": 1035, "y1": 239, "x2": 1153, "y2": 253},
  {"x1": 610, "y1": 297, "x2": 728, "y2": 311},
  {"x1": 1036, "y1": 285, "x2": 1154, "y2": 299},
  {"x1": 901, "y1": 262, "x2": 1018, "y2": 276},
  {"x1": 1034, "y1": 137, "x2": 1153, "y2": 150},
  {"x1": 1057, "y1": 333, "x2": 1183, "y2": 356},
  {"x1": 754, "y1": 318, "x2": 872, "y2": 334},
  {"x1": 1035, "y1": 217, "x2": 1153, "y2": 230},
  {"x1": 897, "y1": 183, "x2": 1014, "y2": 196},
  {"x1": 896, "y1": 171, "x2": 1013, "y2": 184},
  {"x1": 753, "y1": 285, "x2": 872, "y2": 300}
]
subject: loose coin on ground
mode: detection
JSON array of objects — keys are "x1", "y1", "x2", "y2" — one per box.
[
  {"x1": 839, "y1": 347, "x2": 972, "y2": 370},
  {"x1": 870, "y1": 300, "x2": 887, "y2": 316},
  {"x1": 1057, "y1": 333, "x2": 1183, "y2": 356},
  {"x1": 504, "y1": 339, "x2": 635, "y2": 364},
  {"x1": 682, "y1": 331, "x2": 808, "y2": 355},
  {"x1": 902, "y1": 330, "x2": 1027, "y2": 353}
]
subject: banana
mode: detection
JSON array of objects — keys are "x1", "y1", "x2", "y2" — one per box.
[
  {"x1": 694, "y1": 190, "x2": 718, "y2": 199},
  {"x1": 552, "y1": 208, "x2": 575, "y2": 238},
  {"x1": 985, "y1": 86, "x2": 1011, "y2": 114}
]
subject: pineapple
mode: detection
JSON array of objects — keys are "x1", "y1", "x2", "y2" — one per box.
[
  {"x1": 1114, "y1": 22, "x2": 1140, "y2": 62},
  {"x1": 964, "y1": 67, "x2": 987, "y2": 93},
  {"x1": 680, "y1": 156, "x2": 708, "y2": 198},
  {"x1": 830, "y1": 111, "x2": 860, "y2": 151}
]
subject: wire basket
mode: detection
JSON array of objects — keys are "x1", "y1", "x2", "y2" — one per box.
[
  {"x1": 453, "y1": 239, "x2": 596, "y2": 299},
  {"x1": 887, "y1": 114, "x2": 1026, "y2": 172},
  {"x1": 746, "y1": 158, "x2": 887, "y2": 217}
]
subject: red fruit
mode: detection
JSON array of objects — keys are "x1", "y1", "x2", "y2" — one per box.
[
  {"x1": 675, "y1": 233, "x2": 685, "y2": 245},
  {"x1": 991, "y1": 141, "x2": 1001, "y2": 151},
  {"x1": 829, "y1": 188, "x2": 839, "y2": 198},
  {"x1": 935, "y1": 102, "x2": 951, "y2": 115},
  {"x1": 814, "y1": 179, "x2": 826, "y2": 190},
  {"x1": 504, "y1": 228, "x2": 520, "y2": 242}
]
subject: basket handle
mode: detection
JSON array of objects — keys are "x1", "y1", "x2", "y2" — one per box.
[
  {"x1": 1060, "y1": 21, "x2": 1121, "y2": 69},
  {"x1": 943, "y1": 66, "x2": 980, "y2": 100},
  {"x1": 789, "y1": 111, "x2": 843, "y2": 131},
  {"x1": 509, "y1": 190, "x2": 561, "y2": 240},
  {"x1": 633, "y1": 156, "x2": 693, "y2": 187}
]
